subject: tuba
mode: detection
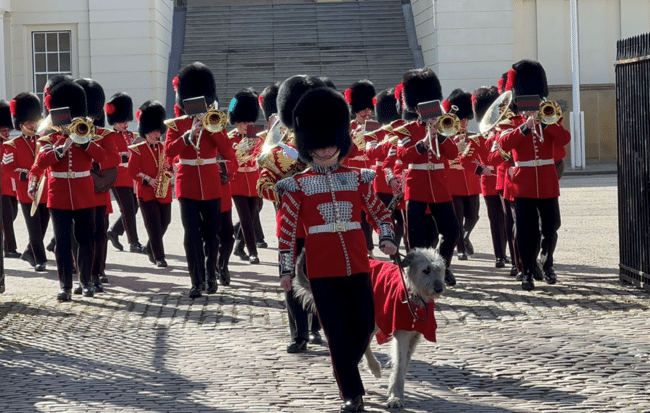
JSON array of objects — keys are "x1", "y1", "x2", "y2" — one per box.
[{"x1": 539, "y1": 100, "x2": 562, "y2": 125}]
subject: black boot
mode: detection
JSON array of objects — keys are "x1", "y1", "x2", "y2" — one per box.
[
  {"x1": 544, "y1": 267, "x2": 557, "y2": 284},
  {"x1": 81, "y1": 283, "x2": 95, "y2": 297},
  {"x1": 444, "y1": 268, "x2": 456, "y2": 287},
  {"x1": 107, "y1": 230, "x2": 123, "y2": 251},
  {"x1": 522, "y1": 271, "x2": 535, "y2": 291},
  {"x1": 0, "y1": 274, "x2": 5, "y2": 294},
  {"x1": 205, "y1": 273, "x2": 218, "y2": 294},
  {"x1": 91, "y1": 275, "x2": 104, "y2": 293},
  {"x1": 218, "y1": 266, "x2": 231, "y2": 286},
  {"x1": 57, "y1": 288, "x2": 72, "y2": 302},
  {"x1": 46, "y1": 238, "x2": 56, "y2": 252},
  {"x1": 340, "y1": 395, "x2": 364, "y2": 412}
]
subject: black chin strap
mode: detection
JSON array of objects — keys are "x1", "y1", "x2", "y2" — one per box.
[{"x1": 394, "y1": 252, "x2": 429, "y2": 322}]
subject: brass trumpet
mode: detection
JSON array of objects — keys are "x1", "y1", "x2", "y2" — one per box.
[
  {"x1": 435, "y1": 106, "x2": 461, "y2": 137},
  {"x1": 202, "y1": 108, "x2": 227, "y2": 133},
  {"x1": 67, "y1": 117, "x2": 95, "y2": 144},
  {"x1": 539, "y1": 100, "x2": 562, "y2": 125}
]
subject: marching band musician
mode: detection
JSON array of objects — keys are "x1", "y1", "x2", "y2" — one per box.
[
  {"x1": 276, "y1": 87, "x2": 396, "y2": 412},
  {"x1": 343, "y1": 80, "x2": 377, "y2": 258},
  {"x1": 443, "y1": 89, "x2": 482, "y2": 261},
  {"x1": 0, "y1": 100, "x2": 20, "y2": 259},
  {"x1": 227, "y1": 88, "x2": 264, "y2": 264},
  {"x1": 258, "y1": 76, "x2": 324, "y2": 353},
  {"x1": 496, "y1": 60, "x2": 571, "y2": 291},
  {"x1": 392, "y1": 68, "x2": 459, "y2": 287},
  {"x1": 164, "y1": 62, "x2": 237, "y2": 299},
  {"x1": 4, "y1": 93, "x2": 50, "y2": 271},
  {"x1": 216, "y1": 152, "x2": 234, "y2": 286},
  {"x1": 28, "y1": 79, "x2": 107, "y2": 301},
  {"x1": 74, "y1": 78, "x2": 121, "y2": 293},
  {"x1": 128, "y1": 101, "x2": 172, "y2": 268},
  {"x1": 106, "y1": 92, "x2": 145, "y2": 254}
]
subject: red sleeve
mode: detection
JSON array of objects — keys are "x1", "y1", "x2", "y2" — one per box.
[
  {"x1": 98, "y1": 132, "x2": 121, "y2": 169},
  {"x1": 212, "y1": 130, "x2": 238, "y2": 176}
]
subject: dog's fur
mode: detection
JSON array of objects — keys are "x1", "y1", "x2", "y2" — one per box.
[{"x1": 293, "y1": 248, "x2": 446, "y2": 408}]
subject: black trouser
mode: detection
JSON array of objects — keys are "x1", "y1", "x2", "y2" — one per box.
[
  {"x1": 502, "y1": 196, "x2": 520, "y2": 270},
  {"x1": 50, "y1": 208, "x2": 94, "y2": 290},
  {"x1": 232, "y1": 195, "x2": 259, "y2": 256},
  {"x1": 361, "y1": 210, "x2": 374, "y2": 252},
  {"x1": 110, "y1": 186, "x2": 140, "y2": 245},
  {"x1": 2, "y1": 195, "x2": 18, "y2": 252},
  {"x1": 179, "y1": 197, "x2": 221, "y2": 287},
  {"x1": 139, "y1": 199, "x2": 171, "y2": 261},
  {"x1": 452, "y1": 195, "x2": 480, "y2": 254},
  {"x1": 91, "y1": 205, "x2": 109, "y2": 278},
  {"x1": 406, "y1": 200, "x2": 459, "y2": 266},
  {"x1": 234, "y1": 199, "x2": 265, "y2": 248},
  {"x1": 217, "y1": 209, "x2": 235, "y2": 270},
  {"x1": 513, "y1": 197, "x2": 561, "y2": 274},
  {"x1": 310, "y1": 273, "x2": 375, "y2": 401},
  {"x1": 285, "y1": 238, "x2": 320, "y2": 342},
  {"x1": 19, "y1": 202, "x2": 50, "y2": 265},
  {"x1": 377, "y1": 192, "x2": 404, "y2": 250},
  {"x1": 483, "y1": 195, "x2": 507, "y2": 260}
]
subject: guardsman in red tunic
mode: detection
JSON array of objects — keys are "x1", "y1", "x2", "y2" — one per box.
[
  {"x1": 29, "y1": 79, "x2": 107, "y2": 301},
  {"x1": 392, "y1": 69, "x2": 459, "y2": 287},
  {"x1": 0, "y1": 100, "x2": 20, "y2": 259},
  {"x1": 164, "y1": 62, "x2": 238, "y2": 298},
  {"x1": 258, "y1": 76, "x2": 324, "y2": 353},
  {"x1": 443, "y1": 89, "x2": 482, "y2": 261},
  {"x1": 4, "y1": 93, "x2": 50, "y2": 271},
  {"x1": 277, "y1": 87, "x2": 396, "y2": 412},
  {"x1": 497, "y1": 60, "x2": 571, "y2": 291},
  {"x1": 227, "y1": 88, "x2": 264, "y2": 264},
  {"x1": 128, "y1": 101, "x2": 172, "y2": 268},
  {"x1": 106, "y1": 92, "x2": 145, "y2": 254}
]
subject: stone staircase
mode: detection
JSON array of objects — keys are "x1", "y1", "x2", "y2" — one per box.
[{"x1": 180, "y1": 0, "x2": 416, "y2": 106}]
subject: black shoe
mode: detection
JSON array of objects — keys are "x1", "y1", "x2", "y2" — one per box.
[
  {"x1": 21, "y1": 252, "x2": 36, "y2": 267},
  {"x1": 143, "y1": 245, "x2": 155, "y2": 264},
  {"x1": 286, "y1": 339, "x2": 307, "y2": 353},
  {"x1": 57, "y1": 288, "x2": 72, "y2": 302},
  {"x1": 510, "y1": 265, "x2": 519, "y2": 277},
  {"x1": 457, "y1": 252, "x2": 468, "y2": 261},
  {"x1": 255, "y1": 240, "x2": 268, "y2": 248},
  {"x1": 130, "y1": 242, "x2": 144, "y2": 253},
  {"x1": 92, "y1": 279, "x2": 104, "y2": 293},
  {"x1": 218, "y1": 267, "x2": 231, "y2": 286},
  {"x1": 99, "y1": 272, "x2": 108, "y2": 283},
  {"x1": 544, "y1": 267, "x2": 557, "y2": 284},
  {"x1": 340, "y1": 395, "x2": 364, "y2": 412},
  {"x1": 46, "y1": 239, "x2": 55, "y2": 252},
  {"x1": 464, "y1": 237, "x2": 474, "y2": 255},
  {"x1": 82, "y1": 284, "x2": 94, "y2": 297},
  {"x1": 189, "y1": 286, "x2": 202, "y2": 299},
  {"x1": 515, "y1": 271, "x2": 523, "y2": 281},
  {"x1": 233, "y1": 248, "x2": 249, "y2": 261},
  {"x1": 504, "y1": 256, "x2": 511, "y2": 264},
  {"x1": 533, "y1": 265, "x2": 544, "y2": 281},
  {"x1": 5, "y1": 250, "x2": 21, "y2": 259},
  {"x1": 522, "y1": 271, "x2": 535, "y2": 291},
  {"x1": 34, "y1": 263, "x2": 47, "y2": 272},
  {"x1": 73, "y1": 284, "x2": 83, "y2": 295},
  {"x1": 156, "y1": 259, "x2": 168, "y2": 268},
  {"x1": 495, "y1": 258, "x2": 506, "y2": 268},
  {"x1": 107, "y1": 231, "x2": 123, "y2": 251},
  {"x1": 444, "y1": 268, "x2": 456, "y2": 287},
  {"x1": 0, "y1": 274, "x2": 5, "y2": 294},
  {"x1": 205, "y1": 279, "x2": 218, "y2": 294},
  {"x1": 309, "y1": 332, "x2": 323, "y2": 345},
  {"x1": 249, "y1": 255, "x2": 260, "y2": 264}
]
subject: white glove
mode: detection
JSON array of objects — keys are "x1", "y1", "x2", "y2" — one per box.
[{"x1": 278, "y1": 142, "x2": 299, "y2": 160}]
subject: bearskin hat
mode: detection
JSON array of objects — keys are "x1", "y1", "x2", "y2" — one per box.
[
  {"x1": 401, "y1": 68, "x2": 443, "y2": 113},
  {"x1": 402, "y1": 109, "x2": 419, "y2": 121},
  {"x1": 293, "y1": 87, "x2": 351, "y2": 164},
  {"x1": 228, "y1": 88, "x2": 259, "y2": 124},
  {"x1": 137, "y1": 100, "x2": 167, "y2": 138},
  {"x1": 497, "y1": 72, "x2": 508, "y2": 95},
  {"x1": 375, "y1": 88, "x2": 400, "y2": 125},
  {"x1": 42, "y1": 74, "x2": 74, "y2": 115},
  {"x1": 48, "y1": 79, "x2": 87, "y2": 119},
  {"x1": 175, "y1": 62, "x2": 218, "y2": 111},
  {"x1": 11, "y1": 92, "x2": 42, "y2": 129},
  {"x1": 472, "y1": 86, "x2": 499, "y2": 123},
  {"x1": 75, "y1": 78, "x2": 106, "y2": 126},
  {"x1": 319, "y1": 76, "x2": 337, "y2": 90},
  {"x1": 105, "y1": 92, "x2": 133, "y2": 125},
  {"x1": 0, "y1": 100, "x2": 13, "y2": 130},
  {"x1": 259, "y1": 83, "x2": 280, "y2": 122},
  {"x1": 444, "y1": 88, "x2": 473, "y2": 120},
  {"x1": 508, "y1": 59, "x2": 548, "y2": 98},
  {"x1": 345, "y1": 80, "x2": 375, "y2": 114},
  {"x1": 277, "y1": 75, "x2": 326, "y2": 130}
]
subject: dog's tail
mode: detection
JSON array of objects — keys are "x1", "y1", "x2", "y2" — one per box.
[{"x1": 291, "y1": 250, "x2": 317, "y2": 314}]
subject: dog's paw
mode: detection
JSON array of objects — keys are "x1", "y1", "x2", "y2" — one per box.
[
  {"x1": 366, "y1": 358, "x2": 382, "y2": 378},
  {"x1": 386, "y1": 396, "x2": 403, "y2": 409}
]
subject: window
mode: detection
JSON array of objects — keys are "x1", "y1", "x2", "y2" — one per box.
[{"x1": 32, "y1": 31, "x2": 72, "y2": 100}]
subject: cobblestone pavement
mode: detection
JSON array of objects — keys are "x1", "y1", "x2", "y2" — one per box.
[{"x1": 1, "y1": 174, "x2": 649, "y2": 412}]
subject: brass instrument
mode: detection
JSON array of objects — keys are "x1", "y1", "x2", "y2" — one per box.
[
  {"x1": 154, "y1": 146, "x2": 172, "y2": 199},
  {"x1": 539, "y1": 100, "x2": 562, "y2": 125},
  {"x1": 30, "y1": 175, "x2": 46, "y2": 217},
  {"x1": 435, "y1": 105, "x2": 461, "y2": 137},
  {"x1": 202, "y1": 107, "x2": 227, "y2": 133},
  {"x1": 479, "y1": 91, "x2": 514, "y2": 135},
  {"x1": 67, "y1": 117, "x2": 95, "y2": 144}
]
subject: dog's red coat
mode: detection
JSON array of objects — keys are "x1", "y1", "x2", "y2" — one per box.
[{"x1": 370, "y1": 259, "x2": 437, "y2": 345}]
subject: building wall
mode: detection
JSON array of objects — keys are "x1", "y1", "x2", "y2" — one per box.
[{"x1": 3, "y1": 0, "x2": 173, "y2": 120}]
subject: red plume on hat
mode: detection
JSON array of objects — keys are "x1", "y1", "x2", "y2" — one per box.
[
  {"x1": 344, "y1": 88, "x2": 353, "y2": 104},
  {"x1": 441, "y1": 100, "x2": 451, "y2": 114},
  {"x1": 104, "y1": 103, "x2": 116, "y2": 115},
  {"x1": 173, "y1": 76, "x2": 179, "y2": 92},
  {"x1": 497, "y1": 78, "x2": 505, "y2": 94},
  {"x1": 9, "y1": 100, "x2": 17, "y2": 116},
  {"x1": 505, "y1": 68, "x2": 517, "y2": 92},
  {"x1": 174, "y1": 103, "x2": 183, "y2": 117},
  {"x1": 136, "y1": 110, "x2": 142, "y2": 121}
]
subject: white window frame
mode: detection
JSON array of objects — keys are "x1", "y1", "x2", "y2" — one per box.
[{"x1": 31, "y1": 30, "x2": 73, "y2": 100}]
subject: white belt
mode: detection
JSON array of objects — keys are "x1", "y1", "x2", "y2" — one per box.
[
  {"x1": 308, "y1": 221, "x2": 361, "y2": 234},
  {"x1": 408, "y1": 162, "x2": 445, "y2": 171},
  {"x1": 237, "y1": 166, "x2": 258, "y2": 173},
  {"x1": 50, "y1": 171, "x2": 91, "y2": 179},
  {"x1": 515, "y1": 159, "x2": 554, "y2": 167},
  {"x1": 449, "y1": 164, "x2": 464, "y2": 170},
  {"x1": 178, "y1": 158, "x2": 217, "y2": 166}
]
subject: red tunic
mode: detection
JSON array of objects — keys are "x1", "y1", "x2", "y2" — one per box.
[
  {"x1": 369, "y1": 259, "x2": 437, "y2": 345},
  {"x1": 393, "y1": 121, "x2": 458, "y2": 204},
  {"x1": 460, "y1": 133, "x2": 499, "y2": 197},
  {"x1": 277, "y1": 164, "x2": 394, "y2": 279},
  {"x1": 4, "y1": 135, "x2": 48, "y2": 204},
  {"x1": 447, "y1": 133, "x2": 481, "y2": 197},
  {"x1": 92, "y1": 128, "x2": 122, "y2": 212},
  {"x1": 1, "y1": 137, "x2": 17, "y2": 197},
  {"x1": 128, "y1": 141, "x2": 173, "y2": 204},
  {"x1": 113, "y1": 130, "x2": 138, "y2": 188},
  {"x1": 164, "y1": 117, "x2": 237, "y2": 201},
  {"x1": 31, "y1": 132, "x2": 106, "y2": 210},
  {"x1": 497, "y1": 115, "x2": 571, "y2": 199},
  {"x1": 228, "y1": 130, "x2": 263, "y2": 198}
]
